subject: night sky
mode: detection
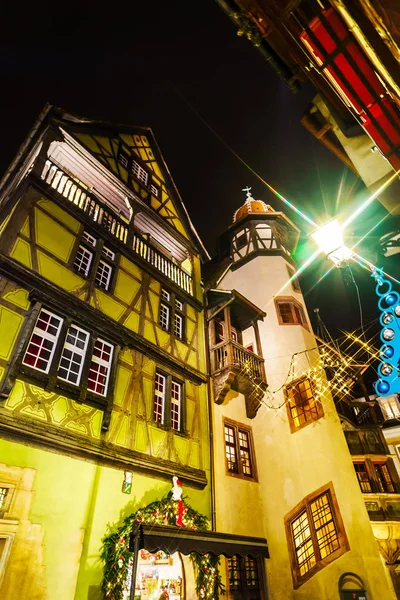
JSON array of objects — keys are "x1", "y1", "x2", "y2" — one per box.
[{"x1": 1, "y1": 1, "x2": 391, "y2": 350}]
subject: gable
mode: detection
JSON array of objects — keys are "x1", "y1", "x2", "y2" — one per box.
[{"x1": 59, "y1": 123, "x2": 190, "y2": 241}]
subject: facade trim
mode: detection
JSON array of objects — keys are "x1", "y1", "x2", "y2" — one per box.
[
  {"x1": 0, "y1": 255, "x2": 207, "y2": 385},
  {"x1": 0, "y1": 409, "x2": 207, "y2": 489}
]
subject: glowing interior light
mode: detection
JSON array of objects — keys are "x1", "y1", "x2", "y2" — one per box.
[{"x1": 311, "y1": 219, "x2": 353, "y2": 265}]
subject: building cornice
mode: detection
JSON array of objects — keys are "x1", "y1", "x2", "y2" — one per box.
[{"x1": 0, "y1": 409, "x2": 208, "y2": 489}]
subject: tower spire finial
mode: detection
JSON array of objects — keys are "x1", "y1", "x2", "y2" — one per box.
[{"x1": 242, "y1": 186, "x2": 253, "y2": 200}]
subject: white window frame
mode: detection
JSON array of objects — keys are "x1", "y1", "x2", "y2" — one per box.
[
  {"x1": 154, "y1": 372, "x2": 166, "y2": 424},
  {"x1": 150, "y1": 183, "x2": 159, "y2": 197},
  {"x1": 161, "y1": 289, "x2": 170, "y2": 302},
  {"x1": 82, "y1": 231, "x2": 96, "y2": 247},
  {"x1": 22, "y1": 308, "x2": 63, "y2": 374},
  {"x1": 174, "y1": 313, "x2": 183, "y2": 339},
  {"x1": 57, "y1": 324, "x2": 90, "y2": 386},
  {"x1": 380, "y1": 397, "x2": 400, "y2": 420},
  {"x1": 95, "y1": 260, "x2": 113, "y2": 291},
  {"x1": 131, "y1": 160, "x2": 148, "y2": 186},
  {"x1": 74, "y1": 245, "x2": 93, "y2": 277},
  {"x1": 159, "y1": 303, "x2": 170, "y2": 330},
  {"x1": 171, "y1": 380, "x2": 182, "y2": 431},
  {"x1": 87, "y1": 339, "x2": 114, "y2": 397},
  {"x1": 102, "y1": 246, "x2": 115, "y2": 261},
  {"x1": 118, "y1": 154, "x2": 129, "y2": 168}
]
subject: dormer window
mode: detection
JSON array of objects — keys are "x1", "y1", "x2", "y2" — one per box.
[{"x1": 131, "y1": 159, "x2": 148, "y2": 186}]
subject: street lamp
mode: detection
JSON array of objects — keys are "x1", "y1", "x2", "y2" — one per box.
[
  {"x1": 312, "y1": 219, "x2": 400, "y2": 398},
  {"x1": 311, "y1": 218, "x2": 353, "y2": 266}
]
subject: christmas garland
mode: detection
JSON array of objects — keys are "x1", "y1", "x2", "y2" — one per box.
[{"x1": 101, "y1": 492, "x2": 225, "y2": 600}]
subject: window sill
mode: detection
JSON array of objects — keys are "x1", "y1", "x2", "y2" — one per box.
[
  {"x1": 225, "y1": 470, "x2": 258, "y2": 483},
  {"x1": 153, "y1": 421, "x2": 188, "y2": 437},
  {"x1": 13, "y1": 368, "x2": 108, "y2": 410}
]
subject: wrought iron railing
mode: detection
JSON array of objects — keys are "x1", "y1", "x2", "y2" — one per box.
[
  {"x1": 41, "y1": 160, "x2": 193, "y2": 295},
  {"x1": 211, "y1": 340, "x2": 265, "y2": 381}
]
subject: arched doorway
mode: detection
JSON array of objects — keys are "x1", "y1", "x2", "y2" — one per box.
[{"x1": 339, "y1": 573, "x2": 367, "y2": 600}]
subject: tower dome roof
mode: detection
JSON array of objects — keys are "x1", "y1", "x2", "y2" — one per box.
[{"x1": 233, "y1": 198, "x2": 275, "y2": 223}]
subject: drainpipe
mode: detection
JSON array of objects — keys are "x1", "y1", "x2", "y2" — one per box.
[
  {"x1": 204, "y1": 289, "x2": 217, "y2": 531},
  {"x1": 215, "y1": 0, "x2": 300, "y2": 93}
]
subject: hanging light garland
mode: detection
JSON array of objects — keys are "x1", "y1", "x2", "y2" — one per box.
[{"x1": 238, "y1": 340, "x2": 365, "y2": 413}]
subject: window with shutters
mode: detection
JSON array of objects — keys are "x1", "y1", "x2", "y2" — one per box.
[
  {"x1": 224, "y1": 420, "x2": 257, "y2": 480},
  {"x1": 285, "y1": 482, "x2": 349, "y2": 588}
]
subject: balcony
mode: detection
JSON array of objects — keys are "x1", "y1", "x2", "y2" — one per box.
[
  {"x1": 212, "y1": 340, "x2": 265, "y2": 380},
  {"x1": 41, "y1": 160, "x2": 193, "y2": 296},
  {"x1": 338, "y1": 399, "x2": 385, "y2": 428},
  {"x1": 208, "y1": 290, "x2": 267, "y2": 419},
  {"x1": 364, "y1": 495, "x2": 400, "y2": 522}
]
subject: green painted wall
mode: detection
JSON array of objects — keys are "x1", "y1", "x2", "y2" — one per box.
[{"x1": 0, "y1": 438, "x2": 210, "y2": 600}]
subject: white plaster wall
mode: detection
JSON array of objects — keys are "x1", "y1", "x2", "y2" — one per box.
[{"x1": 214, "y1": 253, "x2": 396, "y2": 599}]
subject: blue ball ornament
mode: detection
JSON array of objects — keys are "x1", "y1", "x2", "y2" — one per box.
[
  {"x1": 385, "y1": 293, "x2": 397, "y2": 306},
  {"x1": 377, "y1": 380, "x2": 390, "y2": 394},
  {"x1": 382, "y1": 345, "x2": 395, "y2": 358}
]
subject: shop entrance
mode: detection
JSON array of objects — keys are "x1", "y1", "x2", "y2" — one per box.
[{"x1": 134, "y1": 550, "x2": 183, "y2": 600}]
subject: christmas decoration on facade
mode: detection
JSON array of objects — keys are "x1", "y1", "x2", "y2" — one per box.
[
  {"x1": 101, "y1": 478, "x2": 224, "y2": 600},
  {"x1": 372, "y1": 268, "x2": 400, "y2": 397},
  {"x1": 122, "y1": 471, "x2": 133, "y2": 495}
]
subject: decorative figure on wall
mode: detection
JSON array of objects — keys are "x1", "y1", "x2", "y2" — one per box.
[
  {"x1": 122, "y1": 471, "x2": 133, "y2": 494},
  {"x1": 171, "y1": 476, "x2": 184, "y2": 526}
]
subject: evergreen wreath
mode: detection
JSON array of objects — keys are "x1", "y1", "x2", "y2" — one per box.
[{"x1": 101, "y1": 492, "x2": 225, "y2": 599}]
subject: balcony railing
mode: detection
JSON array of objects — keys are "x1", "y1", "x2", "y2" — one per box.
[
  {"x1": 41, "y1": 160, "x2": 193, "y2": 296},
  {"x1": 337, "y1": 399, "x2": 384, "y2": 427},
  {"x1": 211, "y1": 340, "x2": 265, "y2": 381},
  {"x1": 42, "y1": 160, "x2": 129, "y2": 243},
  {"x1": 132, "y1": 233, "x2": 193, "y2": 295}
]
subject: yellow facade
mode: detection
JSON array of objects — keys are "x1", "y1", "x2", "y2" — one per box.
[{"x1": 0, "y1": 110, "x2": 210, "y2": 600}]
